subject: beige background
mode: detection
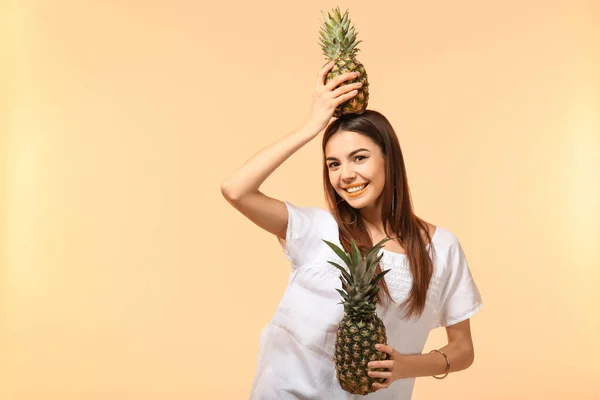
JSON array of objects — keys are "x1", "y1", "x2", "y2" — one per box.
[{"x1": 3, "y1": 0, "x2": 599, "y2": 399}]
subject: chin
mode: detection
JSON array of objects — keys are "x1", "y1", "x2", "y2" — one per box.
[{"x1": 345, "y1": 197, "x2": 372, "y2": 208}]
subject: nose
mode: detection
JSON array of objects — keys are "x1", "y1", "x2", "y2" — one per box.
[{"x1": 341, "y1": 164, "x2": 356, "y2": 182}]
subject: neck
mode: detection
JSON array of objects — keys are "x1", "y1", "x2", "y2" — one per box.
[{"x1": 359, "y1": 197, "x2": 386, "y2": 236}]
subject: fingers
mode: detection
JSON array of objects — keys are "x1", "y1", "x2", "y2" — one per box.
[
  {"x1": 317, "y1": 60, "x2": 336, "y2": 86},
  {"x1": 367, "y1": 360, "x2": 394, "y2": 369},
  {"x1": 332, "y1": 81, "x2": 362, "y2": 98},
  {"x1": 325, "y1": 71, "x2": 360, "y2": 91},
  {"x1": 328, "y1": 89, "x2": 357, "y2": 107},
  {"x1": 368, "y1": 370, "x2": 392, "y2": 379},
  {"x1": 374, "y1": 343, "x2": 397, "y2": 357},
  {"x1": 372, "y1": 381, "x2": 391, "y2": 390},
  {"x1": 310, "y1": 62, "x2": 360, "y2": 122}
]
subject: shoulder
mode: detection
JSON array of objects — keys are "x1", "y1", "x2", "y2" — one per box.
[
  {"x1": 280, "y1": 202, "x2": 339, "y2": 266},
  {"x1": 284, "y1": 201, "x2": 338, "y2": 234},
  {"x1": 288, "y1": 202, "x2": 332, "y2": 217},
  {"x1": 285, "y1": 201, "x2": 335, "y2": 222},
  {"x1": 430, "y1": 225, "x2": 473, "y2": 275},
  {"x1": 430, "y1": 225, "x2": 464, "y2": 259},
  {"x1": 431, "y1": 225, "x2": 459, "y2": 246}
]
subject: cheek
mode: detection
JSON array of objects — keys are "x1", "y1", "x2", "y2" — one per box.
[
  {"x1": 364, "y1": 165, "x2": 383, "y2": 184},
  {"x1": 369, "y1": 170, "x2": 386, "y2": 193},
  {"x1": 371, "y1": 180, "x2": 385, "y2": 196}
]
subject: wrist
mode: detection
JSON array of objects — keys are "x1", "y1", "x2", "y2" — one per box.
[
  {"x1": 299, "y1": 119, "x2": 326, "y2": 137},
  {"x1": 396, "y1": 352, "x2": 449, "y2": 379}
]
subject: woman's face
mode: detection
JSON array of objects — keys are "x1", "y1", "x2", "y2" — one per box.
[{"x1": 324, "y1": 130, "x2": 386, "y2": 210}]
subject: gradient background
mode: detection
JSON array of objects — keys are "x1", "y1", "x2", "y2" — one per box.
[{"x1": 2, "y1": 0, "x2": 599, "y2": 399}]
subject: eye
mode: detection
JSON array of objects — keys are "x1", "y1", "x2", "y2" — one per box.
[
  {"x1": 328, "y1": 161, "x2": 339, "y2": 168},
  {"x1": 355, "y1": 155, "x2": 368, "y2": 162}
]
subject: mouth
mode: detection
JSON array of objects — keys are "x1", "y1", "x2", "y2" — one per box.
[{"x1": 343, "y1": 182, "x2": 369, "y2": 197}]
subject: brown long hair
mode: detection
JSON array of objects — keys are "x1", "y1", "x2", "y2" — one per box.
[{"x1": 321, "y1": 110, "x2": 436, "y2": 321}]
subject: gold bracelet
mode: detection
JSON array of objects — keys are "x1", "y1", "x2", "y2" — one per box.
[{"x1": 429, "y1": 349, "x2": 450, "y2": 379}]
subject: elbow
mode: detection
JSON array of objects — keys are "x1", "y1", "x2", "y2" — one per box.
[
  {"x1": 220, "y1": 181, "x2": 238, "y2": 201},
  {"x1": 465, "y1": 346, "x2": 475, "y2": 369}
]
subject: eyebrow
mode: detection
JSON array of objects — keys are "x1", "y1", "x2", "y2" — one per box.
[{"x1": 326, "y1": 148, "x2": 371, "y2": 162}]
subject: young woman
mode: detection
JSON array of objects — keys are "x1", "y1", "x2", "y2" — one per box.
[{"x1": 221, "y1": 61, "x2": 483, "y2": 399}]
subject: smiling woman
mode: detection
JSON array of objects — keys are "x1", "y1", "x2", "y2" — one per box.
[
  {"x1": 320, "y1": 110, "x2": 437, "y2": 317},
  {"x1": 221, "y1": 61, "x2": 483, "y2": 399}
]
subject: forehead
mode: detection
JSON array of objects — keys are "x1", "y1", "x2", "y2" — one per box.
[{"x1": 325, "y1": 130, "x2": 377, "y2": 156}]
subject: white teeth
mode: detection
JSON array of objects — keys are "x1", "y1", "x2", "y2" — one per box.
[{"x1": 346, "y1": 184, "x2": 367, "y2": 193}]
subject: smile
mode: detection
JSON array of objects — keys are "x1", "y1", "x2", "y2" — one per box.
[{"x1": 344, "y1": 183, "x2": 369, "y2": 197}]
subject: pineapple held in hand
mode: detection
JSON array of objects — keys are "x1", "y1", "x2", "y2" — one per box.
[
  {"x1": 319, "y1": 7, "x2": 369, "y2": 117},
  {"x1": 322, "y1": 237, "x2": 392, "y2": 395}
]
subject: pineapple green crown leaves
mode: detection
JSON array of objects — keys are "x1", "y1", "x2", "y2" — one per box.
[
  {"x1": 319, "y1": 7, "x2": 362, "y2": 60},
  {"x1": 322, "y1": 237, "x2": 392, "y2": 315}
]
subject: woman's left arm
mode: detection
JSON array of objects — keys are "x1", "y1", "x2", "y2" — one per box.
[{"x1": 368, "y1": 318, "x2": 475, "y2": 386}]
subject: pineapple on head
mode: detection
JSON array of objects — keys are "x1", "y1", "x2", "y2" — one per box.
[
  {"x1": 322, "y1": 237, "x2": 392, "y2": 395},
  {"x1": 319, "y1": 7, "x2": 369, "y2": 117}
]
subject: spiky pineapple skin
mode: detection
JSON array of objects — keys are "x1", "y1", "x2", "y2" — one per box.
[
  {"x1": 334, "y1": 314, "x2": 388, "y2": 395},
  {"x1": 325, "y1": 60, "x2": 369, "y2": 117}
]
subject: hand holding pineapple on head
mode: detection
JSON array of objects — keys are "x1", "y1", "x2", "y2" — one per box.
[
  {"x1": 304, "y1": 61, "x2": 363, "y2": 134},
  {"x1": 304, "y1": 7, "x2": 369, "y2": 134}
]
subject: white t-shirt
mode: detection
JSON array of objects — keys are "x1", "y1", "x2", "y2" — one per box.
[{"x1": 249, "y1": 201, "x2": 483, "y2": 400}]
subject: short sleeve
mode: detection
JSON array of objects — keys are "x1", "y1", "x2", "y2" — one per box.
[
  {"x1": 277, "y1": 201, "x2": 330, "y2": 268},
  {"x1": 436, "y1": 237, "x2": 483, "y2": 328}
]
